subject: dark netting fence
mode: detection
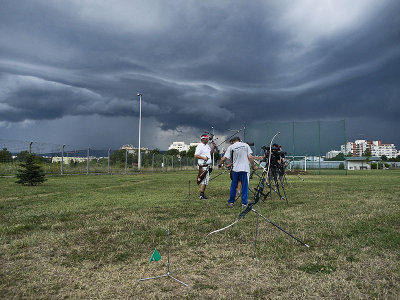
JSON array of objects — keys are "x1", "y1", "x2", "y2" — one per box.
[{"x1": 244, "y1": 120, "x2": 347, "y2": 173}]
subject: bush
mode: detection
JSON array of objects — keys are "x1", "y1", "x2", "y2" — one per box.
[
  {"x1": 370, "y1": 162, "x2": 390, "y2": 170},
  {"x1": 16, "y1": 154, "x2": 46, "y2": 186}
]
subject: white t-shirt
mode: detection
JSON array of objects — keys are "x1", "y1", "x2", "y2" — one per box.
[
  {"x1": 224, "y1": 142, "x2": 253, "y2": 173},
  {"x1": 195, "y1": 143, "x2": 212, "y2": 165}
]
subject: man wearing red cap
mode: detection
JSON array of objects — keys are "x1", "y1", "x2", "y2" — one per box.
[{"x1": 194, "y1": 134, "x2": 213, "y2": 199}]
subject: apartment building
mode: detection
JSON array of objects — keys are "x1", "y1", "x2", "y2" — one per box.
[
  {"x1": 168, "y1": 142, "x2": 189, "y2": 152},
  {"x1": 120, "y1": 144, "x2": 149, "y2": 154},
  {"x1": 326, "y1": 150, "x2": 341, "y2": 159},
  {"x1": 341, "y1": 140, "x2": 398, "y2": 158},
  {"x1": 168, "y1": 142, "x2": 201, "y2": 153}
]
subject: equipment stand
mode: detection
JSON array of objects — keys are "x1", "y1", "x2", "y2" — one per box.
[{"x1": 139, "y1": 228, "x2": 188, "y2": 287}]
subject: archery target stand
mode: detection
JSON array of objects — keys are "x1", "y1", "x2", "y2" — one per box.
[{"x1": 139, "y1": 228, "x2": 188, "y2": 287}]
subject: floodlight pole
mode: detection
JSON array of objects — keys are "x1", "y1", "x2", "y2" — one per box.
[
  {"x1": 212, "y1": 126, "x2": 215, "y2": 168},
  {"x1": 61, "y1": 144, "x2": 65, "y2": 175},
  {"x1": 137, "y1": 93, "x2": 142, "y2": 172},
  {"x1": 108, "y1": 148, "x2": 111, "y2": 174},
  {"x1": 87, "y1": 148, "x2": 90, "y2": 175}
]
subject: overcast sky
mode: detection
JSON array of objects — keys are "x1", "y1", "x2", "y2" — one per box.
[{"x1": 1, "y1": 0, "x2": 399, "y2": 151}]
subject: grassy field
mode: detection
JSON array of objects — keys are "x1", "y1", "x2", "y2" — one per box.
[{"x1": 1, "y1": 170, "x2": 399, "y2": 299}]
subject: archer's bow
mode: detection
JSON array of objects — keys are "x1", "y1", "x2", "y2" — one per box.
[
  {"x1": 205, "y1": 128, "x2": 244, "y2": 151},
  {"x1": 206, "y1": 132, "x2": 280, "y2": 237}
]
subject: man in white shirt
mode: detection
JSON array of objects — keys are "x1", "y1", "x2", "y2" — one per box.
[
  {"x1": 219, "y1": 137, "x2": 257, "y2": 207},
  {"x1": 194, "y1": 134, "x2": 213, "y2": 200}
]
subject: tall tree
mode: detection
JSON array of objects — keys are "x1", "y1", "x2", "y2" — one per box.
[
  {"x1": 0, "y1": 148, "x2": 13, "y2": 163},
  {"x1": 326, "y1": 153, "x2": 345, "y2": 161},
  {"x1": 364, "y1": 148, "x2": 372, "y2": 157},
  {"x1": 110, "y1": 149, "x2": 135, "y2": 165},
  {"x1": 150, "y1": 148, "x2": 161, "y2": 155},
  {"x1": 15, "y1": 150, "x2": 30, "y2": 162},
  {"x1": 166, "y1": 149, "x2": 179, "y2": 156},
  {"x1": 186, "y1": 145, "x2": 197, "y2": 158}
]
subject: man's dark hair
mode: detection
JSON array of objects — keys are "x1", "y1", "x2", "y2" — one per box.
[{"x1": 232, "y1": 136, "x2": 241, "y2": 142}]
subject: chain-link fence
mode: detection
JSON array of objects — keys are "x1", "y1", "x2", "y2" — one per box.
[
  {"x1": 0, "y1": 139, "x2": 197, "y2": 176},
  {"x1": 2, "y1": 122, "x2": 397, "y2": 176},
  {"x1": 244, "y1": 120, "x2": 347, "y2": 173}
]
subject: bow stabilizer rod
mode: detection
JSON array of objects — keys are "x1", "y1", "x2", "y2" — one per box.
[
  {"x1": 215, "y1": 127, "x2": 244, "y2": 149},
  {"x1": 208, "y1": 167, "x2": 231, "y2": 182}
]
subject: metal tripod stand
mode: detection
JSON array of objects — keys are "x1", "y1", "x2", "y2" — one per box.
[{"x1": 139, "y1": 228, "x2": 188, "y2": 287}]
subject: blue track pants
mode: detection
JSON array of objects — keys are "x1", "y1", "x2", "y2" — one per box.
[{"x1": 228, "y1": 171, "x2": 249, "y2": 205}]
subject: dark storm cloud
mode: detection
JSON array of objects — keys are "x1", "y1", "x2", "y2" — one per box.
[{"x1": 0, "y1": 0, "x2": 399, "y2": 148}]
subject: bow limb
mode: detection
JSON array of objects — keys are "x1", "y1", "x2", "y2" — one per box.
[
  {"x1": 206, "y1": 201, "x2": 256, "y2": 238},
  {"x1": 205, "y1": 219, "x2": 240, "y2": 238}
]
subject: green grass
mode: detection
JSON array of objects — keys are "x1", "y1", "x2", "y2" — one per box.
[{"x1": 1, "y1": 170, "x2": 400, "y2": 299}]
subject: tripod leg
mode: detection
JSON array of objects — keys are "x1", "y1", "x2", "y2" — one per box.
[
  {"x1": 278, "y1": 173, "x2": 288, "y2": 204},
  {"x1": 168, "y1": 274, "x2": 189, "y2": 287},
  {"x1": 251, "y1": 209, "x2": 309, "y2": 248},
  {"x1": 253, "y1": 214, "x2": 259, "y2": 258},
  {"x1": 139, "y1": 274, "x2": 168, "y2": 281},
  {"x1": 281, "y1": 184, "x2": 288, "y2": 204},
  {"x1": 272, "y1": 170, "x2": 284, "y2": 201}
]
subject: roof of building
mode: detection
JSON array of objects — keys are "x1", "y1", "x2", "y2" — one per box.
[{"x1": 345, "y1": 156, "x2": 381, "y2": 161}]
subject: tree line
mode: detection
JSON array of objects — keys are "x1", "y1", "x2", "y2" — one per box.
[{"x1": 0, "y1": 148, "x2": 49, "y2": 163}]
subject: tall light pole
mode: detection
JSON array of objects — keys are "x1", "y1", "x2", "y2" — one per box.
[
  {"x1": 137, "y1": 93, "x2": 142, "y2": 172},
  {"x1": 211, "y1": 126, "x2": 215, "y2": 168}
]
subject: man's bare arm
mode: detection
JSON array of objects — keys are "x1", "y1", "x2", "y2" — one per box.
[
  {"x1": 248, "y1": 154, "x2": 258, "y2": 170},
  {"x1": 218, "y1": 156, "x2": 227, "y2": 168},
  {"x1": 194, "y1": 154, "x2": 208, "y2": 161}
]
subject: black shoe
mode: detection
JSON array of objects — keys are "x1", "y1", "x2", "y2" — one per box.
[{"x1": 199, "y1": 195, "x2": 208, "y2": 200}]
